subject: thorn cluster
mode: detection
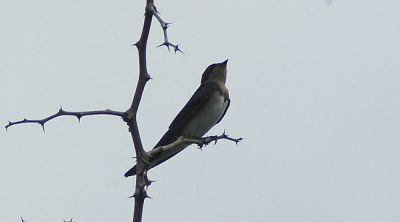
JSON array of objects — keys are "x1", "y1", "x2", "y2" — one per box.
[
  {"x1": 152, "y1": 7, "x2": 183, "y2": 53},
  {"x1": 194, "y1": 132, "x2": 243, "y2": 148}
]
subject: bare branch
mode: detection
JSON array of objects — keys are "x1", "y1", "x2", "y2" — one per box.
[
  {"x1": 188, "y1": 132, "x2": 243, "y2": 148},
  {"x1": 153, "y1": 8, "x2": 183, "y2": 53},
  {"x1": 125, "y1": 1, "x2": 155, "y2": 221},
  {"x1": 149, "y1": 132, "x2": 242, "y2": 159},
  {"x1": 5, "y1": 107, "x2": 124, "y2": 131},
  {"x1": 126, "y1": 3, "x2": 183, "y2": 221}
]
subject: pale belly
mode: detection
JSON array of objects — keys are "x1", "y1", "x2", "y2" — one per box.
[
  {"x1": 183, "y1": 92, "x2": 228, "y2": 137},
  {"x1": 149, "y1": 91, "x2": 229, "y2": 169}
]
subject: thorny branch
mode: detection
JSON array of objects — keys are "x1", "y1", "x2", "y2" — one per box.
[
  {"x1": 124, "y1": 1, "x2": 155, "y2": 221},
  {"x1": 153, "y1": 7, "x2": 183, "y2": 53},
  {"x1": 188, "y1": 132, "x2": 243, "y2": 148},
  {"x1": 149, "y1": 133, "x2": 243, "y2": 158},
  {"x1": 6, "y1": 1, "x2": 241, "y2": 222},
  {"x1": 5, "y1": 108, "x2": 124, "y2": 131}
]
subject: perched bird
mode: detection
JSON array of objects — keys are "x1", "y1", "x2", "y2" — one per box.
[{"x1": 124, "y1": 60, "x2": 230, "y2": 177}]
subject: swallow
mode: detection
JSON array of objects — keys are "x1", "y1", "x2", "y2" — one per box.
[{"x1": 125, "y1": 60, "x2": 230, "y2": 177}]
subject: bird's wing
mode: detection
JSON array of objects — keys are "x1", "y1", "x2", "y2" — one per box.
[
  {"x1": 168, "y1": 82, "x2": 217, "y2": 133},
  {"x1": 216, "y1": 98, "x2": 230, "y2": 124}
]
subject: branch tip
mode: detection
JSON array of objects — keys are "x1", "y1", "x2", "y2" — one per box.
[{"x1": 6, "y1": 108, "x2": 124, "y2": 129}]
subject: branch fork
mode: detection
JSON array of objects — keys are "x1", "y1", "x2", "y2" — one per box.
[{"x1": 153, "y1": 8, "x2": 183, "y2": 53}]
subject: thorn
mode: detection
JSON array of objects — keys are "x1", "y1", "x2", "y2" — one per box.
[
  {"x1": 145, "y1": 181, "x2": 153, "y2": 187},
  {"x1": 143, "y1": 191, "x2": 152, "y2": 199},
  {"x1": 175, "y1": 45, "x2": 183, "y2": 54},
  {"x1": 40, "y1": 122, "x2": 45, "y2": 132},
  {"x1": 157, "y1": 42, "x2": 171, "y2": 52},
  {"x1": 76, "y1": 114, "x2": 82, "y2": 122},
  {"x1": 129, "y1": 190, "x2": 152, "y2": 199},
  {"x1": 174, "y1": 44, "x2": 180, "y2": 53},
  {"x1": 5, "y1": 121, "x2": 11, "y2": 131},
  {"x1": 144, "y1": 74, "x2": 152, "y2": 81},
  {"x1": 23, "y1": 118, "x2": 27, "y2": 121},
  {"x1": 146, "y1": 179, "x2": 156, "y2": 185},
  {"x1": 64, "y1": 218, "x2": 73, "y2": 222},
  {"x1": 200, "y1": 142, "x2": 205, "y2": 149}
]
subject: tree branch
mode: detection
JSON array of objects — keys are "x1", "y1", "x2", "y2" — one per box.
[
  {"x1": 6, "y1": 1, "x2": 240, "y2": 222},
  {"x1": 124, "y1": 2, "x2": 184, "y2": 221},
  {"x1": 5, "y1": 107, "x2": 124, "y2": 131},
  {"x1": 124, "y1": 1, "x2": 155, "y2": 221},
  {"x1": 153, "y1": 8, "x2": 183, "y2": 53},
  {"x1": 148, "y1": 132, "x2": 243, "y2": 158}
]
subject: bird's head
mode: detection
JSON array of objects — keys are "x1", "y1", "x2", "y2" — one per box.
[{"x1": 201, "y1": 59, "x2": 228, "y2": 85}]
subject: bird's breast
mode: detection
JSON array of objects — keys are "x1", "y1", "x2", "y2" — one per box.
[{"x1": 183, "y1": 91, "x2": 228, "y2": 137}]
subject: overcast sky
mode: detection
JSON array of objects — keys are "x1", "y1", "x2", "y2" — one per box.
[{"x1": 1, "y1": 0, "x2": 400, "y2": 221}]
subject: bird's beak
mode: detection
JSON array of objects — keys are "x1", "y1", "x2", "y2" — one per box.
[{"x1": 221, "y1": 59, "x2": 228, "y2": 67}]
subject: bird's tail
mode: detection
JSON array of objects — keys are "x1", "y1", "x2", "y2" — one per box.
[
  {"x1": 124, "y1": 165, "x2": 137, "y2": 177},
  {"x1": 124, "y1": 130, "x2": 189, "y2": 177}
]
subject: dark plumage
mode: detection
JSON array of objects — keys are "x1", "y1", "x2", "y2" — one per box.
[{"x1": 125, "y1": 60, "x2": 230, "y2": 177}]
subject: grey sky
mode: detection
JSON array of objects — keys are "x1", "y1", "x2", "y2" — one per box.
[{"x1": 1, "y1": 0, "x2": 400, "y2": 221}]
